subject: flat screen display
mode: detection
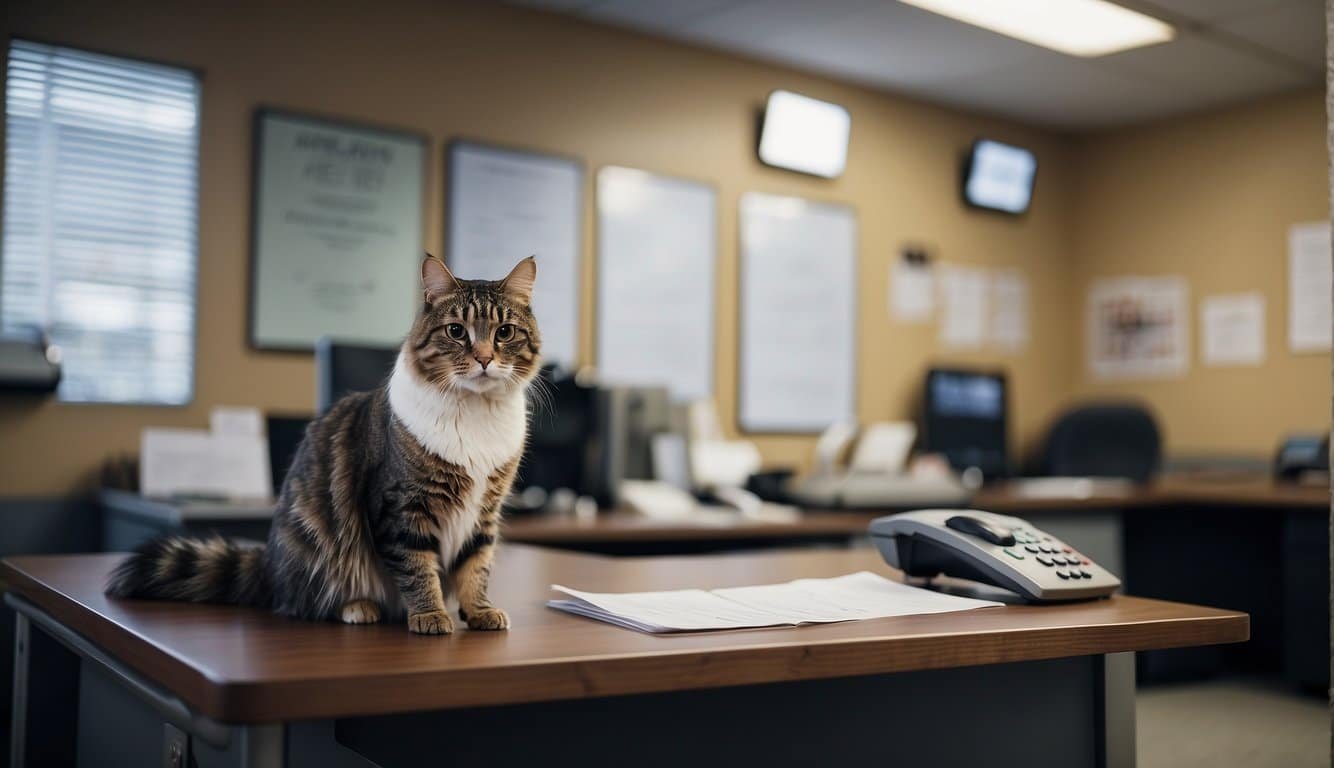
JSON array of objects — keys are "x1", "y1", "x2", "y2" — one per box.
[
  {"x1": 758, "y1": 90, "x2": 851, "y2": 179},
  {"x1": 924, "y1": 368, "x2": 1009, "y2": 478},
  {"x1": 963, "y1": 139, "x2": 1037, "y2": 214}
]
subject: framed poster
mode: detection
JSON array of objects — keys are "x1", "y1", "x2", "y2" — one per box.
[
  {"x1": 447, "y1": 141, "x2": 583, "y2": 367},
  {"x1": 1086, "y1": 276, "x2": 1189, "y2": 379},
  {"x1": 738, "y1": 192, "x2": 857, "y2": 433},
  {"x1": 249, "y1": 109, "x2": 427, "y2": 350},
  {"x1": 596, "y1": 166, "x2": 717, "y2": 402}
]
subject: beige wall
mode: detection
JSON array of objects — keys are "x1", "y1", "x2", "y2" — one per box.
[
  {"x1": 1, "y1": 0, "x2": 1082, "y2": 496},
  {"x1": 1071, "y1": 90, "x2": 1330, "y2": 458}
]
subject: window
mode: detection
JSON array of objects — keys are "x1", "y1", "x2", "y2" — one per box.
[{"x1": 3, "y1": 40, "x2": 200, "y2": 404}]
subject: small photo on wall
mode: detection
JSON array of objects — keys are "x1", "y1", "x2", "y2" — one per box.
[{"x1": 1087, "y1": 276, "x2": 1188, "y2": 379}]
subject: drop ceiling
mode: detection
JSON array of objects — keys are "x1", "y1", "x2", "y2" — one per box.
[{"x1": 513, "y1": 0, "x2": 1324, "y2": 131}]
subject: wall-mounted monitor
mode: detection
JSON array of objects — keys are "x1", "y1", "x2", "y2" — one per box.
[
  {"x1": 962, "y1": 139, "x2": 1037, "y2": 214},
  {"x1": 757, "y1": 90, "x2": 851, "y2": 179}
]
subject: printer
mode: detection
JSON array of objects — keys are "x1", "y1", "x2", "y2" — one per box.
[
  {"x1": 0, "y1": 328, "x2": 61, "y2": 394},
  {"x1": 787, "y1": 421, "x2": 973, "y2": 509}
]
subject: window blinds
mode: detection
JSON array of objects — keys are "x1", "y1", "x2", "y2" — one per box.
[{"x1": 2, "y1": 40, "x2": 200, "y2": 404}]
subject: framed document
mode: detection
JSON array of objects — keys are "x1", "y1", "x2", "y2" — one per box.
[
  {"x1": 249, "y1": 109, "x2": 427, "y2": 350},
  {"x1": 596, "y1": 166, "x2": 717, "y2": 402},
  {"x1": 447, "y1": 141, "x2": 583, "y2": 367},
  {"x1": 738, "y1": 192, "x2": 857, "y2": 433}
]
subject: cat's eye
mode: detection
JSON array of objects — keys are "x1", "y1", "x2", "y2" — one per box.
[
  {"x1": 445, "y1": 323, "x2": 467, "y2": 340},
  {"x1": 495, "y1": 324, "x2": 516, "y2": 342}
]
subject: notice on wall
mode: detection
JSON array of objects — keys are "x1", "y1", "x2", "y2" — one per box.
[
  {"x1": 249, "y1": 111, "x2": 427, "y2": 350},
  {"x1": 448, "y1": 143, "x2": 582, "y2": 367},
  {"x1": 1201, "y1": 293, "x2": 1265, "y2": 367},
  {"x1": 989, "y1": 269, "x2": 1029, "y2": 351},
  {"x1": 1288, "y1": 221, "x2": 1332, "y2": 353},
  {"x1": 1087, "y1": 276, "x2": 1188, "y2": 378},
  {"x1": 939, "y1": 264, "x2": 988, "y2": 348},
  {"x1": 889, "y1": 257, "x2": 935, "y2": 322}
]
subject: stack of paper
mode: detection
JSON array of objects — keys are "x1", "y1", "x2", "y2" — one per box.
[{"x1": 547, "y1": 572, "x2": 1003, "y2": 634}]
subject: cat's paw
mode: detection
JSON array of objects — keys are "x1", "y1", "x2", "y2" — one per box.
[
  {"x1": 463, "y1": 607, "x2": 510, "y2": 631},
  {"x1": 408, "y1": 610, "x2": 455, "y2": 635},
  {"x1": 340, "y1": 600, "x2": 381, "y2": 625}
]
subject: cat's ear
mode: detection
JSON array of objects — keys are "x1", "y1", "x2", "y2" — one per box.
[
  {"x1": 500, "y1": 256, "x2": 537, "y2": 304},
  {"x1": 421, "y1": 255, "x2": 459, "y2": 304}
]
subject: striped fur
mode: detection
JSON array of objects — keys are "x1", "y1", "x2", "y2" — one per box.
[{"x1": 107, "y1": 257, "x2": 541, "y2": 634}]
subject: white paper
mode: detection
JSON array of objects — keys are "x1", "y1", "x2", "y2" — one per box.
[
  {"x1": 1287, "y1": 222, "x2": 1331, "y2": 353},
  {"x1": 848, "y1": 422, "x2": 915, "y2": 474},
  {"x1": 547, "y1": 572, "x2": 1002, "y2": 634},
  {"x1": 141, "y1": 428, "x2": 272, "y2": 500},
  {"x1": 1087, "y1": 276, "x2": 1189, "y2": 378},
  {"x1": 1201, "y1": 293, "x2": 1265, "y2": 366},
  {"x1": 738, "y1": 193, "x2": 857, "y2": 432},
  {"x1": 210, "y1": 406, "x2": 265, "y2": 437},
  {"x1": 939, "y1": 264, "x2": 988, "y2": 348},
  {"x1": 890, "y1": 258, "x2": 935, "y2": 322},
  {"x1": 989, "y1": 269, "x2": 1029, "y2": 351},
  {"x1": 597, "y1": 167, "x2": 716, "y2": 401},
  {"x1": 448, "y1": 143, "x2": 582, "y2": 367}
]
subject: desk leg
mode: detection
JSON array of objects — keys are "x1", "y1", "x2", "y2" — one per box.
[
  {"x1": 1101, "y1": 652, "x2": 1136, "y2": 768},
  {"x1": 233, "y1": 724, "x2": 285, "y2": 768},
  {"x1": 10, "y1": 612, "x2": 29, "y2": 768}
]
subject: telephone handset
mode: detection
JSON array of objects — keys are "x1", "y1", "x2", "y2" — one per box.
[{"x1": 870, "y1": 509, "x2": 1121, "y2": 602}]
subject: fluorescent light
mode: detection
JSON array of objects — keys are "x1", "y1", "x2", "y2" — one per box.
[
  {"x1": 900, "y1": 0, "x2": 1174, "y2": 57},
  {"x1": 758, "y1": 90, "x2": 851, "y2": 179}
]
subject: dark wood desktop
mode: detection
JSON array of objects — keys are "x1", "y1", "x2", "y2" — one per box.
[{"x1": 5, "y1": 545, "x2": 1246, "y2": 767}]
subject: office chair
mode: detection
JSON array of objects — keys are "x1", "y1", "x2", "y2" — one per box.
[
  {"x1": 1037, "y1": 403, "x2": 1162, "y2": 483},
  {"x1": 314, "y1": 337, "x2": 398, "y2": 414}
]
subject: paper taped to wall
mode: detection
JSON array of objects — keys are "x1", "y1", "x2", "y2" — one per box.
[
  {"x1": 1201, "y1": 293, "x2": 1265, "y2": 366},
  {"x1": 890, "y1": 257, "x2": 935, "y2": 322},
  {"x1": 1287, "y1": 222, "x2": 1331, "y2": 353},
  {"x1": 989, "y1": 269, "x2": 1029, "y2": 350},
  {"x1": 939, "y1": 264, "x2": 988, "y2": 348}
]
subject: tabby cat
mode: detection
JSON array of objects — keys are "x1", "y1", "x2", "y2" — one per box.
[{"x1": 107, "y1": 256, "x2": 541, "y2": 634}]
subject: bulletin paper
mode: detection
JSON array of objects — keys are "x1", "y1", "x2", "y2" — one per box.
[
  {"x1": 1288, "y1": 222, "x2": 1331, "y2": 353},
  {"x1": 1201, "y1": 293, "x2": 1265, "y2": 367}
]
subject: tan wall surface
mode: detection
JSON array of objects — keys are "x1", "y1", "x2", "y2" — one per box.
[
  {"x1": 1, "y1": 0, "x2": 1082, "y2": 496},
  {"x1": 1070, "y1": 90, "x2": 1330, "y2": 458}
]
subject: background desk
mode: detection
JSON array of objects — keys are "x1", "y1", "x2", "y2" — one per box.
[
  {"x1": 99, "y1": 478, "x2": 1325, "y2": 689},
  {"x1": 5, "y1": 545, "x2": 1246, "y2": 768}
]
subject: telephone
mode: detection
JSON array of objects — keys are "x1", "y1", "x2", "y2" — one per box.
[{"x1": 870, "y1": 509, "x2": 1121, "y2": 602}]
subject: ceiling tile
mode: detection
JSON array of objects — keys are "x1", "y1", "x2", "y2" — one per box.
[
  {"x1": 581, "y1": 0, "x2": 748, "y2": 32},
  {"x1": 1134, "y1": 0, "x2": 1287, "y2": 23},
  {"x1": 673, "y1": 0, "x2": 878, "y2": 48},
  {"x1": 1100, "y1": 31, "x2": 1315, "y2": 101},
  {"x1": 507, "y1": 0, "x2": 1327, "y2": 131},
  {"x1": 1216, "y1": 0, "x2": 1326, "y2": 72},
  {"x1": 923, "y1": 54, "x2": 1183, "y2": 129},
  {"x1": 510, "y1": 0, "x2": 600, "y2": 11},
  {"x1": 753, "y1": 2, "x2": 1049, "y2": 88}
]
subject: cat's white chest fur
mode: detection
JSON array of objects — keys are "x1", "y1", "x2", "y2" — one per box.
[{"x1": 387, "y1": 354, "x2": 526, "y2": 563}]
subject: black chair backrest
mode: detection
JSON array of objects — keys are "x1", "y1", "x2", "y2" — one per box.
[
  {"x1": 315, "y1": 337, "x2": 397, "y2": 414},
  {"x1": 1039, "y1": 403, "x2": 1162, "y2": 483}
]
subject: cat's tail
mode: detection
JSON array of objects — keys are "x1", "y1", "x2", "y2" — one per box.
[{"x1": 106, "y1": 536, "x2": 271, "y2": 608}]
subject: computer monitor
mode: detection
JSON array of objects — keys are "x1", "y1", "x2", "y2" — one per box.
[
  {"x1": 516, "y1": 366, "x2": 598, "y2": 499},
  {"x1": 922, "y1": 367, "x2": 1008, "y2": 479},
  {"x1": 315, "y1": 337, "x2": 398, "y2": 414},
  {"x1": 266, "y1": 414, "x2": 312, "y2": 495}
]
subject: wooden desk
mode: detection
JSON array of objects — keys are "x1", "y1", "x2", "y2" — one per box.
[{"x1": 5, "y1": 545, "x2": 1245, "y2": 768}]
